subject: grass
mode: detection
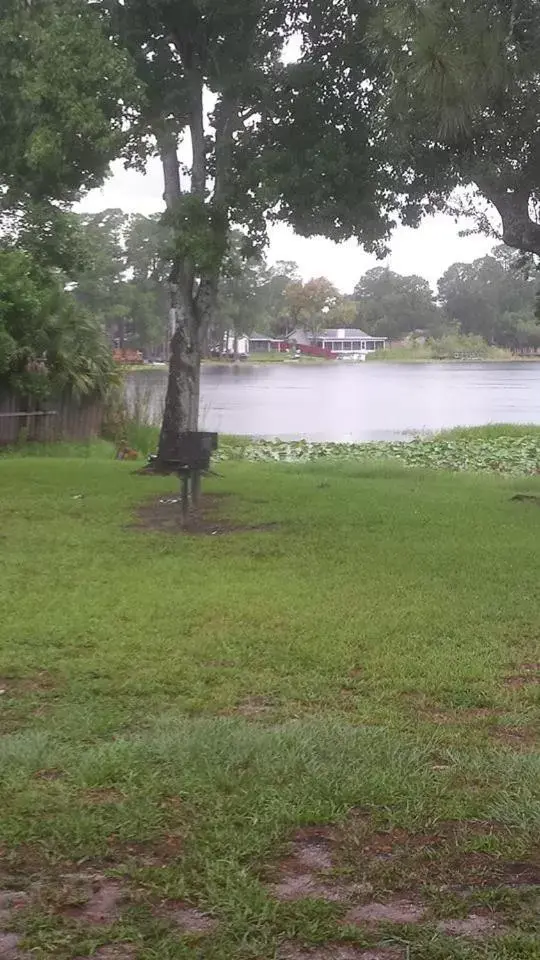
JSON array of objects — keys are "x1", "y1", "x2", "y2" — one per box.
[
  {"x1": 435, "y1": 424, "x2": 540, "y2": 440},
  {"x1": 217, "y1": 432, "x2": 540, "y2": 477},
  {"x1": 0, "y1": 448, "x2": 539, "y2": 958},
  {"x1": 367, "y1": 346, "x2": 516, "y2": 363},
  {"x1": 6, "y1": 425, "x2": 540, "y2": 476}
]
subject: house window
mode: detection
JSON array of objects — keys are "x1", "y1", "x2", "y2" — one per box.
[
  {"x1": 342, "y1": 341, "x2": 352, "y2": 351},
  {"x1": 333, "y1": 341, "x2": 342, "y2": 352},
  {"x1": 365, "y1": 341, "x2": 375, "y2": 351},
  {"x1": 353, "y1": 341, "x2": 362, "y2": 350}
]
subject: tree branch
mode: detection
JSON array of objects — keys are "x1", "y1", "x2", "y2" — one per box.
[
  {"x1": 214, "y1": 94, "x2": 238, "y2": 207},
  {"x1": 196, "y1": 274, "x2": 219, "y2": 340},
  {"x1": 478, "y1": 179, "x2": 540, "y2": 257},
  {"x1": 506, "y1": 0, "x2": 519, "y2": 43},
  {"x1": 187, "y1": 66, "x2": 206, "y2": 199},
  {"x1": 158, "y1": 133, "x2": 195, "y2": 300},
  {"x1": 159, "y1": 134, "x2": 181, "y2": 211}
]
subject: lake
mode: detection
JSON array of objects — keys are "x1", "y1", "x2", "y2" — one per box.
[{"x1": 127, "y1": 362, "x2": 540, "y2": 441}]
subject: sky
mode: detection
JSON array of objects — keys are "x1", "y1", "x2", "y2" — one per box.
[{"x1": 76, "y1": 157, "x2": 496, "y2": 294}]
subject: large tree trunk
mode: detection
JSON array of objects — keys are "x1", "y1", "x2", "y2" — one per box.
[
  {"x1": 156, "y1": 75, "x2": 234, "y2": 462},
  {"x1": 158, "y1": 302, "x2": 199, "y2": 460},
  {"x1": 157, "y1": 135, "x2": 198, "y2": 460},
  {"x1": 157, "y1": 270, "x2": 218, "y2": 460},
  {"x1": 478, "y1": 180, "x2": 540, "y2": 257}
]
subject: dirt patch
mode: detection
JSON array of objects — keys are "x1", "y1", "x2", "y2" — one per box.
[
  {"x1": 421, "y1": 707, "x2": 505, "y2": 724},
  {"x1": 232, "y1": 696, "x2": 276, "y2": 717},
  {"x1": 0, "y1": 932, "x2": 26, "y2": 959},
  {"x1": 270, "y1": 874, "x2": 362, "y2": 903},
  {"x1": 0, "y1": 672, "x2": 58, "y2": 699},
  {"x1": 156, "y1": 901, "x2": 218, "y2": 934},
  {"x1": 82, "y1": 788, "x2": 125, "y2": 806},
  {"x1": 504, "y1": 662, "x2": 540, "y2": 689},
  {"x1": 269, "y1": 816, "x2": 539, "y2": 904},
  {"x1": 133, "y1": 494, "x2": 279, "y2": 537},
  {"x1": 346, "y1": 816, "x2": 540, "y2": 893},
  {"x1": 342, "y1": 900, "x2": 426, "y2": 927},
  {"x1": 268, "y1": 827, "x2": 368, "y2": 903},
  {"x1": 489, "y1": 725, "x2": 539, "y2": 750},
  {"x1": 437, "y1": 913, "x2": 505, "y2": 938},
  {"x1": 75, "y1": 947, "x2": 138, "y2": 960},
  {"x1": 60, "y1": 877, "x2": 125, "y2": 925},
  {"x1": 0, "y1": 892, "x2": 29, "y2": 924},
  {"x1": 502, "y1": 861, "x2": 540, "y2": 886},
  {"x1": 33, "y1": 769, "x2": 65, "y2": 782},
  {"x1": 105, "y1": 833, "x2": 184, "y2": 868},
  {"x1": 511, "y1": 494, "x2": 540, "y2": 505},
  {"x1": 288, "y1": 829, "x2": 335, "y2": 871},
  {"x1": 279, "y1": 945, "x2": 403, "y2": 960}
]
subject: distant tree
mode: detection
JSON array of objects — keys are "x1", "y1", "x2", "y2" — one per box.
[
  {"x1": 324, "y1": 299, "x2": 360, "y2": 331},
  {"x1": 213, "y1": 244, "x2": 300, "y2": 350},
  {"x1": 353, "y1": 268, "x2": 441, "y2": 340},
  {"x1": 72, "y1": 210, "x2": 129, "y2": 339},
  {"x1": 71, "y1": 211, "x2": 169, "y2": 355},
  {"x1": 124, "y1": 215, "x2": 170, "y2": 354},
  {"x1": 213, "y1": 233, "x2": 267, "y2": 354},
  {"x1": 258, "y1": 262, "x2": 301, "y2": 338},
  {"x1": 438, "y1": 246, "x2": 538, "y2": 347},
  {"x1": 283, "y1": 278, "x2": 340, "y2": 337}
]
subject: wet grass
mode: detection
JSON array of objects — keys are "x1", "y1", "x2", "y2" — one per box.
[
  {"x1": 435, "y1": 424, "x2": 540, "y2": 440},
  {"x1": 0, "y1": 455, "x2": 538, "y2": 959}
]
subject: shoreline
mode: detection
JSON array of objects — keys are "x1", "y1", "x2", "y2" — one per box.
[{"x1": 123, "y1": 355, "x2": 540, "y2": 373}]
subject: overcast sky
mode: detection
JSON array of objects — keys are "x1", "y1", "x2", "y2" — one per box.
[{"x1": 76, "y1": 157, "x2": 495, "y2": 293}]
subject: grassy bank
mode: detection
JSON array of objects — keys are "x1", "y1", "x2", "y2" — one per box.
[
  {"x1": 0, "y1": 448, "x2": 539, "y2": 959},
  {"x1": 367, "y1": 347, "x2": 516, "y2": 363},
  {"x1": 6, "y1": 424, "x2": 540, "y2": 476},
  {"x1": 125, "y1": 356, "x2": 327, "y2": 371}
]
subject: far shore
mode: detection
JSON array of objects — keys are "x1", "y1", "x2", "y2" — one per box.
[{"x1": 122, "y1": 353, "x2": 540, "y2": 373}]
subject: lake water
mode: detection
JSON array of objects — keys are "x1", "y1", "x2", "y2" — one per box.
[{"x1": 127, "y1": 362, "x2": 540, "y2": 442}]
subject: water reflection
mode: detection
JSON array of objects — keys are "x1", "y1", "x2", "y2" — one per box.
[{"x1": 126, "y1": 362, "x2": 540, "y2": 442}]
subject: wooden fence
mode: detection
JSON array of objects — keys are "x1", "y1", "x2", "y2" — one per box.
[{"x1": 0, "y1": 393, "x2": 103, "y2": 446}]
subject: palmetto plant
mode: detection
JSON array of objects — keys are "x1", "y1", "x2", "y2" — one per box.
[{"x1": 0, "y1": 249, "x2": 116, "y2": 401}]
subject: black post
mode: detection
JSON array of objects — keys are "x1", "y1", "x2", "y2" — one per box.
[
  {"x1": 191, "y1": 470, "x2": 201, "y2": 507},
  {"x1": 181, "y1": 473, "x2": 190, "y2": 522}
]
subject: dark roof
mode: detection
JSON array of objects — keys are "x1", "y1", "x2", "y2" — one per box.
[
  {"x1": 249, "y1": 332, "x2": 278, "y2": 341},
  {"x1": 318, "y1": 328, "x2": 382, "y2": 340}
]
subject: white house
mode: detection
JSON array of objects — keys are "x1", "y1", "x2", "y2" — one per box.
[
  {"x1": 224, "y1": 333, "x2": 250, "y2": 356},
  {"x1": 312, "y1": 328, "x2": 387, "y2": 355}
]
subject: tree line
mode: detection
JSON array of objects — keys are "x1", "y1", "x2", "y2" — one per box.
[
  {"x1": 1, "y1": 0, "x2": 539, "y2": 456},
  {"x1": 55, "y1": 211, "x2": 540, "y2": 355}
]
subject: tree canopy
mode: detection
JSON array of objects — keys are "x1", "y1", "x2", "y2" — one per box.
[
  {"x1": 368, "y1": 0, "x2": 540, "y2": 256},
  {"x1": 438, "y1": 247, "x2": 539, "y2": 351},
  {"x1": 3, "y1": 0, "x2": 540, "y2": 418},
  {"x1": 0, "y1": 0, "x2": 136, "y2": 208},
  {"x1": 0, "y1": 0, "x2": 137, "y2": 400},
  {"x1": 95, "y1": 0, "x2": 393, "y2": 453},
  {"x1": 71, "y1": 211, "x2": 169, "y2": 356},
  {"x1": 353, "y1": 269, "x2": 441, "y2": 340}
]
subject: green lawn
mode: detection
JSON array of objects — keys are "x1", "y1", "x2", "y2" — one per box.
[{"x1": 0, "y1": 453, "x2": 539, "y2": 959}]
